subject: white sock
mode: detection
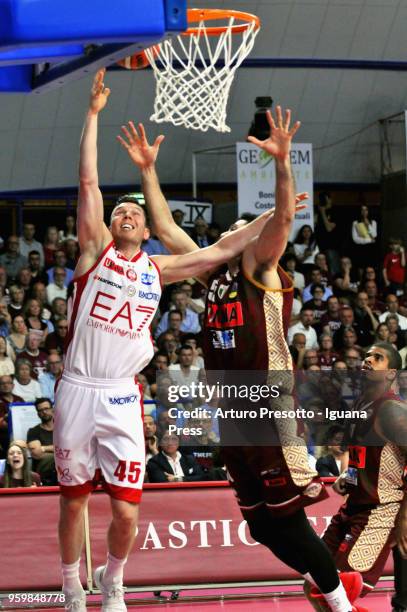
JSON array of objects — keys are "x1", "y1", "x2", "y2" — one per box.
[
  {"x1": 61, "y1": 559, "x2": 83, "y2": 595},
  {"x1": 303, "y1": 572, "x2": 317, "y2": 586},
  {"x1": 103, "y1": 553, "x2": 127, "y2": 586},
  {"x1": 323, "y1": 581, "x2": 352, "y2": 612}
]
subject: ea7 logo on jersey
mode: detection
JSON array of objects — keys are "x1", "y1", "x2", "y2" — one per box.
[
  {"x1": 206, "y1": 302, "x2": 244, "y2": 328},
  {"x1": 104, "y1": 258, "x2": 124, "y2": 276},
  {"x1": 141, "y1": 273, "x2": 155, "y2": 285},
  {"x1": 211, "y1": 330, "x2": 236, "y2": 350}
]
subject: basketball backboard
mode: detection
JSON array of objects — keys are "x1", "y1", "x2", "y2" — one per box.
[{"x1": 0, "y1": 0, "x2": 187, "y2": 93}]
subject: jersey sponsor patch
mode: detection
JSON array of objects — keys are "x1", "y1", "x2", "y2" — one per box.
[
  {"x1": 345, "y1": 467, "x2": 358, "y2": 487},
  {"x1": 349, "y1": 445, "x2": 366, "y2": 469},
  {"x1": 104, "y1": 257, "x2": 124, "y2": 276},
  {"x1": 126, "y1": 268, "x2": 137, "y2": 281},
  {"x1": 94, "y1": 274, "x2": 123, "y2": 290},
  {"x1": 141, "y1": 273, "x2": 155, "y2": 285},
  {"x1": 211, "y1": 329, "x2": 236, "y2": 350},
  {"x1": 138, "y1": 290, "x2": 160, "y2": 301},
  {"x1": 206, "y1": 302, "x2": 244, "y2": 328}
]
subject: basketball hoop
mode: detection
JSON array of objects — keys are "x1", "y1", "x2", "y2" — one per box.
[{"x1": 119, "y1": 9, "x2": 260, "y2": 133}]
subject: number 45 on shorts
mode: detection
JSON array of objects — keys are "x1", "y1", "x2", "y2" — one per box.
[{"x1": 114, "y1": 460, "x2": 142, "y2": 483}]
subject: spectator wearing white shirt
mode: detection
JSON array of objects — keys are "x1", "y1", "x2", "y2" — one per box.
[
  {"x1": 351, "y1": 205, "x2": 377, "y2": 273},
  {"x1": 288, "y1": 308, "x2": 319, "y2": 350},
  {"x1": 12, "y1": 358, "x2": 42, "y2": 403},
  {"x1": 293, "y1": 225, "x2": 319, "y2": 266},
  {"x1": 282, "y1": 254, "x2": 305, "y2": 290},
  {"x1": 45, "y1": 267, "x2": 68, "y2": 306},
  {"x1": 379, "y1": 295, "x2": 407, "y2": 331}
]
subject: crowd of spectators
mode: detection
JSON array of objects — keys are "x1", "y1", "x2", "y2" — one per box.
[{"x1": 0, "y1": 200, "x2": 406, "y2": 487}]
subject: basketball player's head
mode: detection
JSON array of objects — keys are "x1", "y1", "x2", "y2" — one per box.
[
  {"x1": 362, "y1": 342, "x2": 401, "y2": 384},
  {"x1": 220, "y1": 213, "x2": 257, "y2": 239},
  {"x1": 110, "y1": 194, "x2": 150, "y2": 244}
]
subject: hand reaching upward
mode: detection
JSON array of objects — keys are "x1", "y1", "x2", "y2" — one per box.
[
  {"x1": 117, "y1": 121, "x2": 165, "y2": 170},
  {"x1": 248, "y1": 105, "x2": 300, "y2": 161},
  {"x1": 89, "y1": 69, "x2": 111, "y2": 114}
]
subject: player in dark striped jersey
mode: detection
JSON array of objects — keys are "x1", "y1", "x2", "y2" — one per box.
[{"x1": 119, "y1": 108, "x2": 367, "y2": 612}]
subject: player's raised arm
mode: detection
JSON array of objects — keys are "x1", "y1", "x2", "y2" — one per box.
[
  {"x1": 153, "y1": 213, "x2": 280, "y2": 284},
  {"x1": 243, "y1": 106, "x2": 300, "y2": 274},
  {"x1": 76, "y1": 69, "x2": 112, "y2": 274},
  {"x1": 117, "y1": 121, "x2": 200, "y2": 254}
]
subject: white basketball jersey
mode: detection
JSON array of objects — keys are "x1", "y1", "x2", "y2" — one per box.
[{"x1": 64, "y1": 242, "x2": 161, "y2": 379}]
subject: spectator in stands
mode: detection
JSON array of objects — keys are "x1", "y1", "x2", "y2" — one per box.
[
  {"x1": 8, "y1": 285, "x2": 25, "y2": 319},
  {"x1": 182, "y1": 334, "x2": 205, "y2": 369},
  {"x1": 351, "y1": 205, "x2": 377, "y2": 275},
  {"x1": 288, "y1": 308, "x2": 318, "y2": 350},
  {"x1": 333, "y1": 256, "x2": 359, "y2": 299},
  {"x1": 364, "y1": 279, "x2": 385, "y2": 316},
  {"x1": 47, "y1": 250, "x2": 74, "y2": 286},
  {"x1": 50, "y1": 297, "x2": 67, "y2": 327},
  {"x1": 31, "y1": 282, "x2": 51, "y2": 318},
  {"x1": 12, "y1": 358, "x2": 42, "y2": 402},
  {"x1": 43, "y1": 226, "x2": 59, "y2": 269},
  {"x1": 352, "y1": 291, "x2": 378, "y2": 346},
  {"x1": 0, "y1": 236, "x2": 27, "y2": 282},
  {"x1": 58, "y1": 214, "x2": 77, "y2": 243},
  {"x1": 179, "y1": 280, "x2": 205, "y2": 314},
  {"x1": 190, "y1": 217, "x2": 210, "y2": 248},
  {"x1": 375, "y1": 322, "x2": 391, "y2": 344},
  {"x1": 147, "y1": 431, "x2": 204, "y2": 483},
  {"x1": 46, "y1": 267, "x2": 68, "y2": 305},
  {"x1": 320, "y1": 295, "x2": 342, "y2": 336},
  {"x1": 316, "y1": 426, "x2": 346, "y2": 477},
  {"x1": 303, "y1": 349, "x2": 319, "y2": 369},
  {"x1": 289, "y1": 332, "x2": 306, "y2": 368},
  {"x1": 45, "y1": 317, "x2": 68, "y2": 356},
  {"x1": 27, "y1": 251, "x2": 48, "y2": 287},
  {"x1": 168, "y1": 346, "x2": 202, "y2": 409},
  {"x1": 17, "y1": 267, "x2": 33, "y2": 296},
  {"x1": 333, "y1": 305, "x2": 369, "y2": 350},
  {"x1": 19, "y1": 332, "x2": 48, "y2": 379},
  {"x1": 19, "y1": 223, "x2": 44, "y2": 267},
  {"x1": 314, "y1": 252, "x2": 332, "y2": 287},
  {"x1": 0, "y1": 266, "x2": 7, "y2": 298},
  {"x1": 208, "y1": 222, "x2": 221, "y2": 244},
  {"x1": 38, "y1": 354, "x2": 63, "y2": 402},
  {"x1": 303, "y1": 284, "x2": 328, "y2": 324},
  {"x1": 318, "y1": 334, "x2": 339, "y2": 370},
  {"x1": 293, "y1": 224, "x2": 319, "y2": 266},
  {"x1": 314, "y1": 192, "x2": 341, "y2": 275},
  {"x1": 0, "y1": 302, "x2": 11, "y2": 338},
  {"x1": 27, "y1": 397, "x2": 57, "y2": 485},
  {"x1": 302, "y1": 267, "x2": 332, "y2": 303},
  {"x1": 172, "y1": 209, "x2": 185, "y2": 227},
  {"x1": 379, "y1": 295, "x2": 407, "y2": 330},
  {"x1": 332, "y1": 360, "x2": 347, "y2": 372},
  {"x1": 282, "y1": 254, "x2": 305, "y2": 290},
  {"x1": 63, "y1": 238, "x2": 80, "y2": 270},
  {"x1": 155, "y1": 289, "x2": 201, "y2": 337},
  {"x1": 144, "y1": 415, "x2": 159, "y2": 464},
  {"x1": 7, "y1": 314, "x2": 28, "y2": 356},
  {"x1": 385, "y1": 314, "x2": 405, "y2": 350},
  {"x1": 0, "y1": 375, "x2": 23, "y2": 458},
  {"x1": 24, "y1": 298, "x2": 49, "y2": 342},
  {"x1": 383, "y1": 237, "x2": 405, "y2": 296},
  {"x1": 166, "y1": 309, "x2": 184, "y2": 344},
  {"x1": 156, "y1": 332, "x2": 179, "y2": 365},
  {"x1": 343, "y1": 348, "x2": 362, "y2": 371},
  {"x1": 0, "y1": 442, "x2": 41, "y2": 487},
  {"x1": 397, "y1": 371, "x2": 407, "y2": 399},
  {"x1": 0, "y1": 336, "x2": 14, "y2": 376}
]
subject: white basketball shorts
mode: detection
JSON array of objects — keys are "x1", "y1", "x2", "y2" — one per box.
[{"x1": 54, "y1": 370, "x2": 145, "y2": 502}]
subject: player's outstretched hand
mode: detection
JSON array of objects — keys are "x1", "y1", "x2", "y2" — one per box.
[
  {"x1": 89, "y1": 69, "x2": 111, "y2": 114},
  {"x1": 247, "y1": 106, "x2": 300, "y2": 161},
  {"x1": 117, "y1": 121, "x2": 165, "y2": 170}
]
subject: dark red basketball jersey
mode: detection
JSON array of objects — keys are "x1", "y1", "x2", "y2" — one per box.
[
  {"x1": 203, "y1": 264, "x2": 294, "y2": 371},
  {"x1": 346, "y1": 391, "x2": 405, "y2": 506}
]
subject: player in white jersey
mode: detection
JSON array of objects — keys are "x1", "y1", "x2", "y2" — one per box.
[{"x1": 57, "y1": 69, "x2": 278, "y2": 612}]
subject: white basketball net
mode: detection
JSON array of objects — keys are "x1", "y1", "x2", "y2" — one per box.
[{"x1": 145, "y1": 15, "x2": 260, "y2": 133}]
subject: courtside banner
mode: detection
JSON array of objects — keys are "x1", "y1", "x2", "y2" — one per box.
[
  {"x1": 0, "y1": 483, "x2": 394, "y2": 590},
  {"x1": 236, "y1": 143, "x2": 314, "y2": 240}
]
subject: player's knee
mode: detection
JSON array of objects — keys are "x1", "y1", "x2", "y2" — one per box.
[
  {"x1": 60, "y1": 494, "x2": 88, "y2": 519},
  {"x1": 111, "y1": 503, "x2": 138, "y2": 531},
  {"x1": 246, "y1": 518, "x2": 270, "y2": 547}
]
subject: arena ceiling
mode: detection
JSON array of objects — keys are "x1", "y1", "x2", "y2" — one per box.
[{"x1": 0, "y1": 0, "x2": 407, "y2": 192}]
